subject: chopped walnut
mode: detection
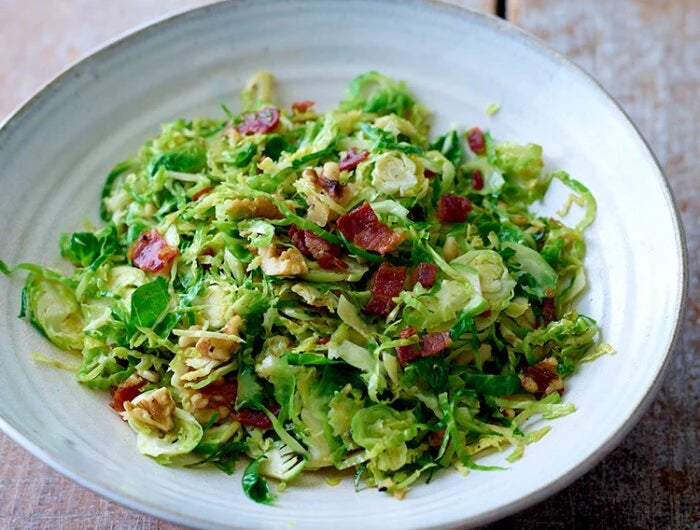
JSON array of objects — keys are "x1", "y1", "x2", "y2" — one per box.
[
  {"x1": 185, "y1": 391, "x2": 232, "y2": 424},
  {"x1": 259, "y1": 244, "x2": 309, "y2": 276},
  {"x1": 123, "y1": 387, "x2": 176, "y2": 432},
  {"x1": 443, "y1": 236, "x2": 460, "y2": 262},
  {"x1": 195, "y1": 315, "x2": 243, "y2": 362},
  {"x1": 227, "y1": 196, "x2": 281, "y2": 219},
  {"x1": 300, "y1": 169, "x2": 337, "y2": 227},
  {"x1": 322, "y1": 161, "x2": 340, "y2": 181},
  {"x1": 519, "y1": 357, "x2": 564, "y2": 396}
]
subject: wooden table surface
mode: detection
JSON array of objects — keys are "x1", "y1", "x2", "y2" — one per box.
[{"x1": 1, "y1": 1, "x2": 697, "y2": 529}]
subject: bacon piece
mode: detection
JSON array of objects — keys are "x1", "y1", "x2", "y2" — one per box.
[
  {"x1": 396, "y1": 326, "x2": 420, "y2": 364},
  {"x1": 424, "y1": 169, "x2": 436, "y2": 179},
  {"x1": 236, "y1": 404, "x2": 280, "y2": 430},
  {"x1": 291, "y1": 100, "x2": 315, "y2": 113},
  {"x1": 521, "y1": 358, "x2": 564, "y2": 396},
  {"x1": 317, "y1": 337, "x2": 331, "y2": 345},
  {"x1": 288, "y1": 225, "x2": 347, "y2": 270},
  {"x1": 319, "y1": 176, "x2": 345, "y2": 199},
  {"x1": 537, "y1": 297, "x2": 557, "y2": 327},
  {"x1": 479, "y1": 309, "x2": 492, "y2": 318},
  {"x1": 466, "y1": 127, "x2": 486, "y2": 155},
  {"x1": 128, "y1": 229, "x2": 179, "y2": 274},
  {"x1": 110, "y1": 378, "x2": 147, "y2": 412},
  {"x1": 236, "y1": 108, "x2": 280, "y2": 135},
  {"x1": 192, "y1": 186, "x2": 214, "y2": 201},
  {"x1": 421, "y1": 331, "x2": 453, "y2": 357},
  {"x1": 412, "y1": 262, "x2": 437, "y2": 288},
  {"x1": 337, "y1": 203, "x2": 404, "y2": 256},
  {"x1": 337, "y1": 202, "x2": 378, "y2": 236},
  {"x1": 366, "y1": 262, "x2": 407, "y2": 316},
  {"x1": 288, "y1": 225, "x2": 310, "y2": 255},
  {"x1": 400, "y1": 327, "x2": 417, "y2": 339},
  {"x1": 396, "y1": 328, "x2": 453, "y2": 364},
  {"x1": 428, "y1": 428, "x2": 445, "y2": 448},
  {"x1": 436, "y1": 194, "x2": 472, "y2": 223},
  {"x1": 396, "y1": 344, "x2": 421, "y2": 364},
  {"x1": 338, "y1": 147, "x2": 369, "y2": 171},
  {"x1": 198, "y1": 381, "x2": 238, "y2": 416},
  {"x1": 471, "y1": 169, "x2": 484, "y2": 190}
]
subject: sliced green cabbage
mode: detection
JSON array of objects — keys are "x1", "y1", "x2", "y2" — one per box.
[{"x1": 127, "y1": 408, "x2": 203, "y2": 461}]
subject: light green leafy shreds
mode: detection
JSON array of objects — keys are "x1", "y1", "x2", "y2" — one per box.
[{"x1": 3, "y1": 71, "x2": 610, "y2": 503}]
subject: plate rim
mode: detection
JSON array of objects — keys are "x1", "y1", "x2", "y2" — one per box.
[{"x1": 0, "y1": 0, "x2": 688, "y2": 528}]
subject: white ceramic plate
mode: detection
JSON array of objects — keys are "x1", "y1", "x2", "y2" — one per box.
[{"x1": 0, "y1": 1, "x2": 687, "y2": 528}]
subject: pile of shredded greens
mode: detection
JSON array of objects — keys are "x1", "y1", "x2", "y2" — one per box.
[{"x1": 1, "y1": 71, "x2": 612, "y2": 503}]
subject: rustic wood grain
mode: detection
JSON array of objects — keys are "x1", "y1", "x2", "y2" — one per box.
[{"x1": 0, "y1": 1, "x2": 697, "y2": 529}]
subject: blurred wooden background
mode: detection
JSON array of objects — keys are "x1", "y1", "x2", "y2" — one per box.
[{"x1": 0, "y1": 1, "x2": 697, "y2": 528}]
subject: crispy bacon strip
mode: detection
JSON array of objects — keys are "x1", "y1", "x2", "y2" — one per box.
[
  {"x1": 366, "y1": 262, "x2": 407, "y2": 316},
  {"x1": 289, "y1": 225, "x2": 348, "y2": 270},
  {"x1": 412, "y1": 262, "x2": 437, "y2": 288},
  {"x1": 319, "y1": 176, "x2": 345, "y2": 199},
  {"x1": 436, "y1": 194, "x2": 472, "y2": 223},
  {"x1": 128, "y1": 229, "x2": 179, "y2": 274},
  {"x1": 236, "y1": 404, "x2": 280, "y2": 430},
  {"x1": 395, "y1": 328, "x2": 453, "y2": 364},
  {"x1": 236, "y1": 108, "x2": 280, "y2": 135},
  {"x1": 337, "y1": 203, "x2": 404, "y2": 256},
  {"x1": 338, "y1": 147, "x2": 369, "y2": 171},
  {"x1": 420, "y1": 331, "x2": 453, "y2": 357},
  {"x1": 110, "y1": 378, "x2": 147, "y2": 412},
  {"x1": 537, "y1": 297, "x2": 557, "y2": 327},
  {"x1": 396, "y1": 326, "x2": 421, "y2": 364},
  {"x1": 291, "y1": 100, "x2": 315, "y2": 113},
  {"x1": 466, "y1": 127, "x2": 486, "y2": 155}
]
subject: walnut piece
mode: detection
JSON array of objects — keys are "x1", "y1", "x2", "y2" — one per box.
[
  {"x1": 195, "y1": 315, "x2": 243, "y2": 362},
  {"x1": 123, "y1": 387, "x2": 176, "y2": 432},
  {"x1": 519, "y1": 357, "x2": 564, "y2": 396},
  {"x1": 227, "y1": 196, "x2": 281, "y2": 219},
  {"x1": 259, "y1": 244, "x2": 309, "y2": 276}
]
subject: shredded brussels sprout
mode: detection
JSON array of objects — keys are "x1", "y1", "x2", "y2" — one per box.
[{"x1": 2, "y1": 71, "x2": 612, "y2": 503}]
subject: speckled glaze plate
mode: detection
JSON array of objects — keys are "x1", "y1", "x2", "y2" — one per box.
[{"x1": 0, "y1": 1, "x2": 687, "y2": 528}]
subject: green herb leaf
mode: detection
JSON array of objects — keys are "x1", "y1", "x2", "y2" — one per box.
[
  {"x1": 130, "y1": 276, "x2": 170, "y2": 329},
  {"x1": 242, "y1": 456, "x2": 275, "y2": 504}
]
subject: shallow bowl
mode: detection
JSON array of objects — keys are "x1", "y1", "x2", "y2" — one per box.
[{"x1": 0, "y1": 1, "x2": 686, "y2": 528}]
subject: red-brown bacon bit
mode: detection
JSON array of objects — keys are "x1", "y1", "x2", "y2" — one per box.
[
  {"x1": 400, "y1": 327, "x2": 417, "y2": 339},
  {"x1": 424, "y1": 169, "x2": 436, "y2": 179},
  {"x1": 319, "y1": 176, "x2": 345, "y2": 199},
  {"x1": 236, "y1": 404, "x2": 280, "y2": 430},
  {"x1": 236, "y1": 107, "x2": 280, "y2": 135},
  {"x1": 291, "y1": 100, "x2": 315, "y2": 113},
  {"x1": 396, "y1": 343, "x2": 421, "y2": 364},
  {"x1": 289, "y1": 225, "x2": 347, "y2": 270},
  {"x1": 466, "y1": 127, "x2": 486, "y2": 155},
  {"x1": 365, "y1": 262, "x2": 407, "y2": 316},
  {"x1": 128, "y1": 229, "x2": 179, "y2": 274},
  {"x1": 396, "y1": 327, "x2": 420, "y2": 364},
  {"x1": 420, "y1": 331, "x2": 453, "y2": 357},
  {"x1": 197, "y1": 381, "x2": 238, "y2": 416},
  {"x1": 192, "y1": 186, "x2": 214, "y2": 201},
  {"x1": 436, "y1": 194, "x2": 472, "y2": 223},
  {"x1": 471, "y1": 169, "x2": 484, "y2": 190},
  {"x1": 537, "y1": 297, "x2": 557, "y2": 328},
  {"x1": 395, "y1": 328, "x2": 453, "y2": 365},
  {"x1": 520, "y1": 358, "x2": 564, "y2": 396},
  {"x1": 337, "y1": 203, "x2": 404, "y2": 256},
  {"x1": 110, "y1": 378, "x2": 147, "y2": 412},
  {"x1": 412, "y1": 262, "x2": 437, "y2": 288},
  {"x1": 338, "y1": 147, "x2": 369, "y2": 171}
]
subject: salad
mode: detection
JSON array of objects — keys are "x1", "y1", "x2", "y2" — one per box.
[{"x1": 1, "y1": 72, "x2": 611, "y2": 503}]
